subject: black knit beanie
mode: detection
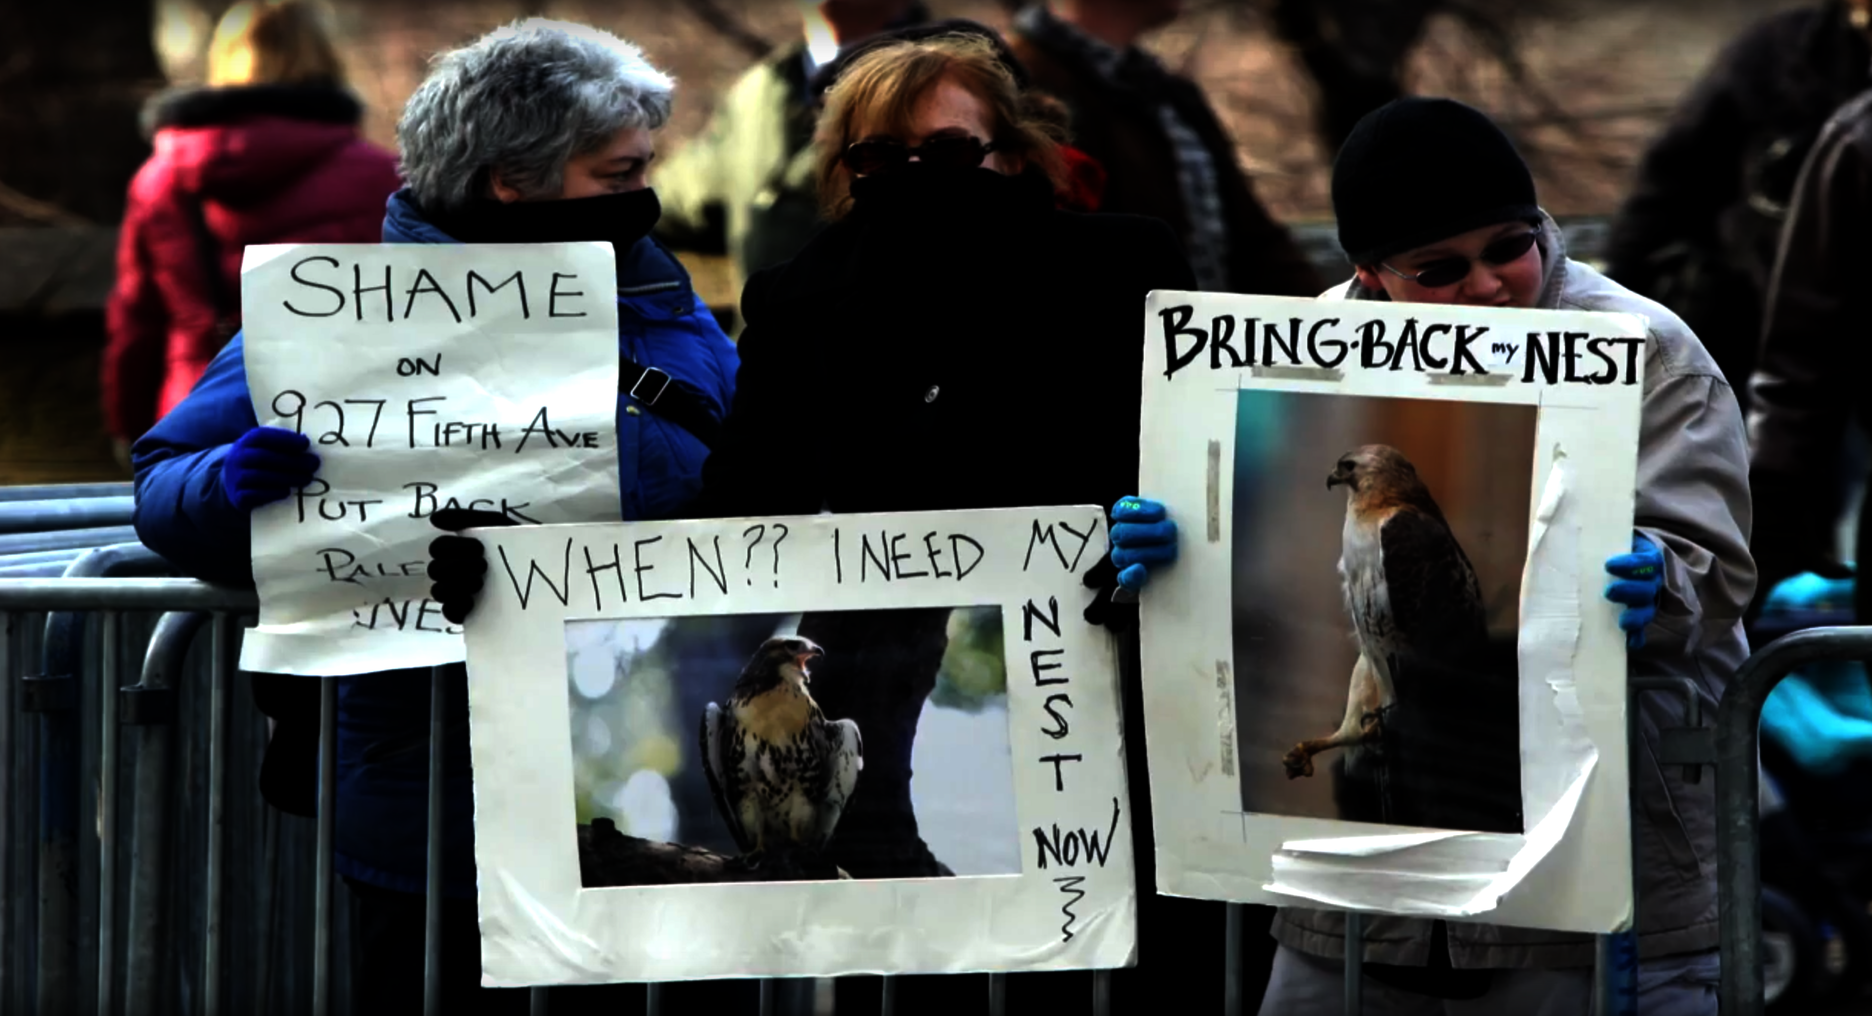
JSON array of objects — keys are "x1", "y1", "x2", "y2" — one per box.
[{"x1": 1332, "y1": 97, "x2": 1540, "y2": 266}]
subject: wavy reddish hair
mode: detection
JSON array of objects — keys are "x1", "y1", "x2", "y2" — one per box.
[{"x1": 814, "y1": 33, "x2": 1070, "y2": 220}]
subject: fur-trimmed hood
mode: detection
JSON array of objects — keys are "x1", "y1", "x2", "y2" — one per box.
[
  {"x1": 138, "y1": 82, "x2": 374, "y2": 202},
  {"x1": 140, "y1": 81, "x2": 362, "y2": 139}
]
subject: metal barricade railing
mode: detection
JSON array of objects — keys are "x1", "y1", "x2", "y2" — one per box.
[
  {"x1": 1714, "y1": 626, "x2": 1872, "y2": 1016},
  {"x1": 1, "y1": 479, "x2": 1824, "y2": 1016}
]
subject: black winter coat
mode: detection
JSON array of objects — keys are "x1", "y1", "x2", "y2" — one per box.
[
  {"x1": 696, "y1": 164, "x2": 1211, "y2": 1014},
  {"x1": 698, "y1": 165, "x2": 1196, "y2": 519},
  {"x1": 1603, "y1": 1, "x2": 1871, "y2": 407}
]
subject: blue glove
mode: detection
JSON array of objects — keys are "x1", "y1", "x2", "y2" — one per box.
[
  {"x1": 222, "y1": 426, "x2": 321, "y2": 512},
  {"x1": 1605, "y1": 534, "x2": 1663, "y2": 651},
  {"x1": 1108, "y1": 496, "x2": 1177, "y2": 592}
]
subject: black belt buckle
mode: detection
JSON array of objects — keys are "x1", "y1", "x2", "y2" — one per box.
[{"x1": 630, "y1": 366, "x2": 672, "y2": 407}]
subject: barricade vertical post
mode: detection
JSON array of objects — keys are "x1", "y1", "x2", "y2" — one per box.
[
  {"x1": 1225, "y1": 902, "x2": 1244, "y2": 1016},
  {"x1": 759, "y1": 979, "x2": 776, "y2": 1016},
  {"x1": 1092, "y1": 969, "x2": 1111, "y2": 1016},
  {"x1": 255, "y1": 805, "x2": 278, "y2": 1016},
  {"x1": 645, "y1": 983, "x2": 663, "y2": 1016},
  {"x1": 1343, "y1": 911, "x2": 1362, "y2": 1016},
  {"x1": 531, "y1": 987, "x2": 548, "y2": 1015},
  {"x1": 0, "y1": 610, "x2": 13, "y2": 1005},
  {"x1": 314, "y1": 677, "x2": 337, "y2": 1016},
  {"x1": 37, "y1": 608, "x2": 83, "y2": 1016},
  {"x1": 202, "y1": 612, "x2": 230, "y2": 1016},
  {"x1": 96, "y1": 611, "x2": 118, "y2": 1016},
  {"x1": 879, "y1": 976, "x2": 895, "y2": 1016},
  {"x1": 424, "y1": 665, "x2": 449, "y2": 1016},
  {"x1": 126, "y1": 611, "x2": 206, "y2": 1016},
  {"x1": 988, "y1": 972, "x2": 1006, "y2": 1016}
]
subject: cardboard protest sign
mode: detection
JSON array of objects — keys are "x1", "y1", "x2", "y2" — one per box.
[
  {"x1": 462, "y1": 509, "x2": 1135, "y2": 983},
  {"x1": 1138, "y1": 292, "x2": 1642, "y2": 933},
  {"x1": 239, "y1": 243, "x2": 621, "y2": 676}
]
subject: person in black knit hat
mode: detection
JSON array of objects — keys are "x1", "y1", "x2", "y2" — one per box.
[{"x1": 1252, "y1": 97, "x2": 1751, "y2": 1015}]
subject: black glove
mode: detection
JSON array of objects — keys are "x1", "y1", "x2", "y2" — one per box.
[
  {"x1": 1082, "y1": 554, "x2": 1138, "y2": 633},
  {"x1": 427, "y1": 509, "x2": 518, "y2": 625}
]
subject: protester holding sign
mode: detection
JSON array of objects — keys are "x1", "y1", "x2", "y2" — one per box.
[
  {"x1": 131, "y1": 19, "x2": 734, "y2": 1015},
  {"x1": 1211, "y1": 96, "x2": 1747, "y2": 1014},
  {"x1": 428, "y1": 25, "x2": 1190, "y2": 1015}
]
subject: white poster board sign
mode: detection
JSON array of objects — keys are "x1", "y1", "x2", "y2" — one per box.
[
  {"x1": 239, "y1": 243, "x2": 622, "y2": 676},
  {"x1": 1139, "y1": 291, "x2": 1641, "y2": 933},
  {"x1": 462, "y1": 508, "x2": 1135, "y2": 983}
]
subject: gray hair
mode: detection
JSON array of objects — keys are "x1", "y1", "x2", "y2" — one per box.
[{"x1": 397, "y1": 19, "x2": 674, "y2": 211}]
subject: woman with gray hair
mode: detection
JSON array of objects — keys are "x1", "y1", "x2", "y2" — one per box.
[{"x1": 128, "y1": 18, "x2": 737, "y2": 1015}]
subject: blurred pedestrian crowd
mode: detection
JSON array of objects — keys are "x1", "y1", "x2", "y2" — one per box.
[{"x1": 88, "y1": 0, "x2": 1872, "y2": 1013}]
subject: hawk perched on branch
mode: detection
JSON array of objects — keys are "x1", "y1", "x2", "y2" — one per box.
[
  {"x1": 700, "y1": 637, "x2": 864, "y2": 867},
  {"x1": 1284, "y1": 445, "x2": 1488, "y2": 820}
]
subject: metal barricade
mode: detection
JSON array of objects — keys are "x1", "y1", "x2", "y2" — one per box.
[
  {"x1": 5, "y1": 475, "x2": 1810, "y2": 1016},
  {"x1": 0, "y1": 482, "x2": 359, "y2": 1016},
  {"x1": 1714, "y1": 626, "x2": 1872, "y2": 1016}
]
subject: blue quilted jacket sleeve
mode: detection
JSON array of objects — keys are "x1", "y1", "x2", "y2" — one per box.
[{"x1": 130, "y1": 333, "x2": 261, "y2": 587}]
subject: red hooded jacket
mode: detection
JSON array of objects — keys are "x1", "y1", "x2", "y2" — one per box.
[{"x1": 104, "y1": 84, "x2": 400, "y2": 441}]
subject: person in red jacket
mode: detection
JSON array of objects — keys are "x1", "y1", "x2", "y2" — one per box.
[{"x1": 103, "y1": 0, "x2": 399, "y2": 467}]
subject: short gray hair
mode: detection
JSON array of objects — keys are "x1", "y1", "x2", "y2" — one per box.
[{"x1": 398, "y1": 19, "x2": 674, "y2": 211}]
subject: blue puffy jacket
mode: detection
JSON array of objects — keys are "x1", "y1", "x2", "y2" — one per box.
[{"x1": 130, "y1": 188, "x2": 739, "y2": 896}]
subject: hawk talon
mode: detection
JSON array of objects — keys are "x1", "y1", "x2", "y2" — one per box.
[{"x1": 1282, "y1": 744, "x2": 1316, "y2": 779}]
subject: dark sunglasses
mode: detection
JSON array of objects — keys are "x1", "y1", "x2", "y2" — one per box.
[
  {"x1": 1380, "y1": 227, "x2": 1542, "y2": 289},
  {"x1": 841, "y1": 134, "x2": 997, "y2": 176}
]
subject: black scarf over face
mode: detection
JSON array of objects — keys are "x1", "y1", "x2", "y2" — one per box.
[
  {"x1": 834, "y1": 164, "x2": 1055, "y2": 298},
  {"x1": 428, "y1": 187, "x2": 663, "y2": 251}
]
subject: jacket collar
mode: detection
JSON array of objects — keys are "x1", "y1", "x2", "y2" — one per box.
[
  {"x1": 141, "y1": 82, "x2": 362, "y2": 140},
  {"x1": 380, "y1": 188, "x2": 695, "y2": 302},
  {"x1": 1332, "y1": 209, "x2": 1571, "y2": 309}
]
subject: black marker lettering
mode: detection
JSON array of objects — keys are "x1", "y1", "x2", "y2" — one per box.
[
  {"x1": 634, "y1": 536, "x2": 680, "y2": 601},
  {"x1": 285, "y1": 256, "x2": 344, "y2": 317},
  {"x1": 1041, "y1": 694, "x2": 1073, "y2": 739},
  {"x1": 548, "y1": 272, "x2": 587, "y2": 317},
  {"x1": 466, "y1": 270, "x2": 528, "y2": 318}
]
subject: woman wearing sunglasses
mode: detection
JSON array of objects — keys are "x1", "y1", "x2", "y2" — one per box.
[
  {"x1": 426, "y1": 26, "x2": 1188, "y2": 1008},
  {"x1": 1241, "y1": 96, "x2": 1750, "y2": 1015},
  {"x1": 699, "y1": 26, "x2": 1193, "y2": 1014}
]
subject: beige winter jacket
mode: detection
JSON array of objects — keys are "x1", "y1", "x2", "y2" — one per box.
[{"x1": 1273, "y1": 212, "x2": 1755, "y2": 968}]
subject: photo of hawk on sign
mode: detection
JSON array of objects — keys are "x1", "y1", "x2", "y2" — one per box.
[
  {"x1": 1230, "y1": 393, "x2": 1526, "y2": 834},
  {"x1": 1281, "y1": 444, "x2": 1495, "y2": 829},
  {"x1": 700, "y1": 637, "x2": 865, "y2": 876},
  {"x1": 563, "y1": 607, "x2": 1025, "y2": 886}
]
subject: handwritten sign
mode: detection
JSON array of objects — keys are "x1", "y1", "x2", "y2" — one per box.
[
  {"x1": 1137, "y1": 291, "x2": 1640, "y2": 933},
  {"x1": 1156, "y1": 301, "x2": 1645, "y2": 386},
  {"x1": 238, "y1": 243, "x2": 622, "y2": 676},
  {"x1": 461, "y1": 508, "x2": 1136, "y2": 983}
]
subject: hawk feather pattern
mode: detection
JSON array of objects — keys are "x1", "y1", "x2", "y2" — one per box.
[
  {"x1": 1284, "y1": 445, "x2": 1487, "y2": 812},
  {"x1": 700, "y1": 636, "x2": 864, "y2": 862}
]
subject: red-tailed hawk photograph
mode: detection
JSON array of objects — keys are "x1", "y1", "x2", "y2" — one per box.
[
  {"x1": 1232, "y1": 393, "x2": 1529, "y2": 833},
  {"x1": 563, "y1": 607, "x2": 1024, "y2": 886}
]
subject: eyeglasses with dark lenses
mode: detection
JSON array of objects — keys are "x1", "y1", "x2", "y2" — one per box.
[
  {"x1": 1380, "y1": 228, "x2": 1542, "y2": 289},
  {"x1": 841, "y1": 135, "x2": 998, "y2": 175}
]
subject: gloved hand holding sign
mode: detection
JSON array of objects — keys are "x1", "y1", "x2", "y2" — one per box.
[
  {"x1": 426, "y1": 508, "x2": 518, "y2": 625},
  {"x1": 222, "y1": 426, "x2": 321, "y2": 512},
  {"x1": 1605, "y1": 533, "x2": 1664, "y2": 651},
  {"x1": 1084, "y1": 496, "x2": 1178, "y2": 632}
]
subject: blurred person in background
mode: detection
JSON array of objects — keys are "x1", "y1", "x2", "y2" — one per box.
[
  {"x1": 129, "y1": 19, "x2": 738, "y2": 1015},
  {"x1": 1750, "y1": 85, "x2": 1872, "y2": 627},
  {"x1": 654, "y1": 0, "x2": 930, "y2": 321},
  {"x1": 103, "y1": 0, "x2": 398, "y2": 470},
  {"x1": 430, "y1": 27, "x2": 1192, "y2": 1014},
  {"x1": 1251, "y1": 96, "x2": 1749, "y2": 1015},
  {"x1": 1604, "y1": 0, "x2": 1872, "y2": 413},
  {"x1": 1006, "y1": 0, "x2": 1322, "y2": 297}
]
